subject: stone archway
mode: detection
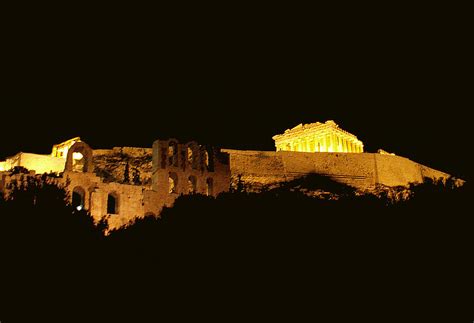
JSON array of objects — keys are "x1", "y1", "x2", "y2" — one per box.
[
  {"x1": 72, "y1": 186, "x2": 86, "y2": 210},
  {"x1": 65, "y1": 142, "x2": 94, "y2": 173}
]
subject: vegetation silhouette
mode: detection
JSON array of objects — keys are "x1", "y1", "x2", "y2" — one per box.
[{"x1": 0, "y1": 174, "x2": 471, "y2": 320}]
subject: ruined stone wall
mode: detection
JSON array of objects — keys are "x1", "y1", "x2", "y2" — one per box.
[
  {"x1": 224, "y1": 149, "x2": 450, "y2": 191},
  {"x1": 374, "y1": 154, "x2": 424, "y2": 187},
  {"x1": 64, "y1": 171, "x2": 151, "y2": 231},
  {"x1": 152, "y1": 139, "x2": 231, "y2": 196},
  {"x1": 62, "y1": 140, "x2": 230, "y2": 231},
  {"x1": 15, "y1": 153, "x2": 66, "y2": 174}
]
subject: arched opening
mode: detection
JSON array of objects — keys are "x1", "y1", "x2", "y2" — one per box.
[
  {"x1": 72, "y1": 152, "x2": 85, "y2": 172},
  {"x1": 186, "y1": 144, "x2": 198, "y2": 170},
  {"x1": 203, "y1": 147, "x2": 214, "y2": 171},
  {"x1": 188, "y1": 175, "x2": 197, "y2": 194},
  {"x1": 168, "y1": 142, "x2": 178, "y2": 167},
  {"x1": 206, "y1": 178, "x2": 214, "y2": 196},
  {"x1": 66, "y1": 142, "x2": 93, "y2": 173},
  {"x1": 187, "y1": 147, "x2": 194, "y2": 164},
  {"x1": 72, "y1": 186, "x2": 85, "y2": 211},
  {"x1": 169, "y1": 172, "x2": 178, "y2": 194},
  {"x1": 107, "y1": 192, "x2": 119, "y2": 215}
]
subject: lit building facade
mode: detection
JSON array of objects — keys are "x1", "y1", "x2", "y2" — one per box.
[{"x1": 273, "y1": 120, "x2": 364, "y2": 153}]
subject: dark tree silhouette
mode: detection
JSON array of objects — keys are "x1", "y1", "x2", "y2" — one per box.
[{"x1": 0, "y1": 175, "x2": 470, "y2": 321}]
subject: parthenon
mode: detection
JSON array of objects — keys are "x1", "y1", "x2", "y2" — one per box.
[{"x1": 272, "y1": 120, "x2": 364, "y2": 153}]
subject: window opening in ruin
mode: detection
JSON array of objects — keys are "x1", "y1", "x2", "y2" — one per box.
[
  {"x1": 168, "y1": 142, "x2": 178, "y2": 166},
  {"x1": 204, "y1": 148, "x2": 214, "y2": 171},
  {"x1": 188, "y1": 176, "x2": 197, "y2": 194},
  {"x1": 204, "y1": 150, "x2": 209, "y2": 167},
  {"x1": 107, "y1": 193, "x2": 118, "y2": 214},
  {"x1": 169, "y1": 172, "x2": 178, "y2": 194},
  {"x1": 206, "y1": 178, "x2": 214, "y2": 196},
  {"x1": 187, "y1": 147, "x2": 193, "y2": 164},
  {"x1": 72, "y1": 152, "x2": 85, "y2": 172},
  {"x1": 72, "y1": 186, "x2": 85, "y2": 211}
]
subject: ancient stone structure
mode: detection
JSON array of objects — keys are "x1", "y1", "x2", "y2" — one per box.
[
  {"x1": 222, "y1": 149, "x2": 451, "y2": 192},
  {"x1": 273, "y1": 120, "x2": 364, "y2": 153},
  {"x1": 0, "y1": 137, "x2": 82, "y2": 173},
  {"x1": 0, "y1": 138, "x2": 231, "y2": 231},
  {"x1": 51, "y1": 137, "x2": 81, "y2": 158},
  {"x1": 0, "y1": 121, "x2": 460, "y2": 230}
]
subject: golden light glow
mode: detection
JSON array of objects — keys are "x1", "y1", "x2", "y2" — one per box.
[
  {"x1": 0, "y1": 137, "x2": 81, "y2": 174},
  {"x1": 73, "y1": 152, "x2": 84, "y2": 160},
  {"x1": 51, "y1": 137, "x2": 81, "y2": 159},
  {"x1": 273, "y1": 120, "x2": 364, "y2": 153}
]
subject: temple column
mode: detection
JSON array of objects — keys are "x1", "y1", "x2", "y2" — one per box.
[
  {"x1": 330, "y1": 134, "x2": 336, "y2": 152},
  {"x1": 304, "y1": 138, "x2": 309, "y2": 152},
  {"x1": 308, "y1": 139, "x2": 314, "y2": 152}
]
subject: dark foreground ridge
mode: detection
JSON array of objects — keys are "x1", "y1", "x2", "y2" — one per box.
[{"x1": 0, "y1": 176, "x2": 471, "y2": 321}]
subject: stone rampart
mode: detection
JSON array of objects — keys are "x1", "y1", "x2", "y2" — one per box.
[{"x1": 223, "y1": 149, "x2": 450, "y2": 190}]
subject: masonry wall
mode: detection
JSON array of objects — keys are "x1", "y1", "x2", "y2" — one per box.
[
  {"x1": 0, "y1": 153, "x2": 66, "y2": 174},
  {"x1": 62, "y1": 140, "x2": 231, "y2": 231},
  {"x1": 17, "y1": 153, "x2": 66, "y2": 174},
  {"x1": 224, "y1": 149, "x2": 450, "y2": 190},
  {"x1": 64, "y1": 171, "x2": 151, "y2": 231},
  {"x1": 152, "y1": 139, "x2": 230, "y2": 196}
]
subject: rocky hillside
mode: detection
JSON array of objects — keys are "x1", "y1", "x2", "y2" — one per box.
[{"x1": 93, "y1": 147, "x2": 153, "y2": 186}]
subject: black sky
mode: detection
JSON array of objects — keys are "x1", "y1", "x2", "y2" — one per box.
[{"x1": 1, "y1": 6, "x2": 471, "y2": 179}]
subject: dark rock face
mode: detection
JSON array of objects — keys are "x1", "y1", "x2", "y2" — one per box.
[{"x1": 93, "y1": 147, "x2": 153, "y2": 186}]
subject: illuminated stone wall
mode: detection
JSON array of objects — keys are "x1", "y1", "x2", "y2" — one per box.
[
  {"x1": 63, "y1": 171, "x2": 151, "y2": 231},
  {"x1": 0, "y1": 153, "x2": 66, "y2": 174},
  {"x1": 223, "y1": 149, "x2": 450, "y2": 191},
  {"x1": 18, "y1": 153, "x2": 66, "y2": 174},
  {"x1": 1, "y1": 138, "x2": 231, "y2": 231},
  {"x1": 59, "y1": 139, "x2": 231, "y2": 231},
  {"x1": 273, "y1": 120, "x2": 364, "y2": 153},
  {"x1": 0, "y1": 137, "x2": 82, "y2": 174},
  {"x1": 51, "y1": 137, "x2": 81, "y2": 158},
  {"x1": 151, "y1": 139, "x2": 230, "y2": 197}
]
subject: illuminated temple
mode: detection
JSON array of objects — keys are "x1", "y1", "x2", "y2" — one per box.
[{"x1": 273, "y1": 120, "x2": 364, "y2": 153}]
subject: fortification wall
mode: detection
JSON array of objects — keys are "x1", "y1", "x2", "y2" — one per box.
[
  {"x1": 17, "y1": 153, "x2": 66, "y2": 174},
  {"x1": 223, "y1": 149, "x2": 450, "y2": 190}
]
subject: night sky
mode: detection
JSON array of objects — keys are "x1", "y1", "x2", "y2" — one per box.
[{"x1": 2, "y1": 8, "x2": 471, "y2": 179}]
